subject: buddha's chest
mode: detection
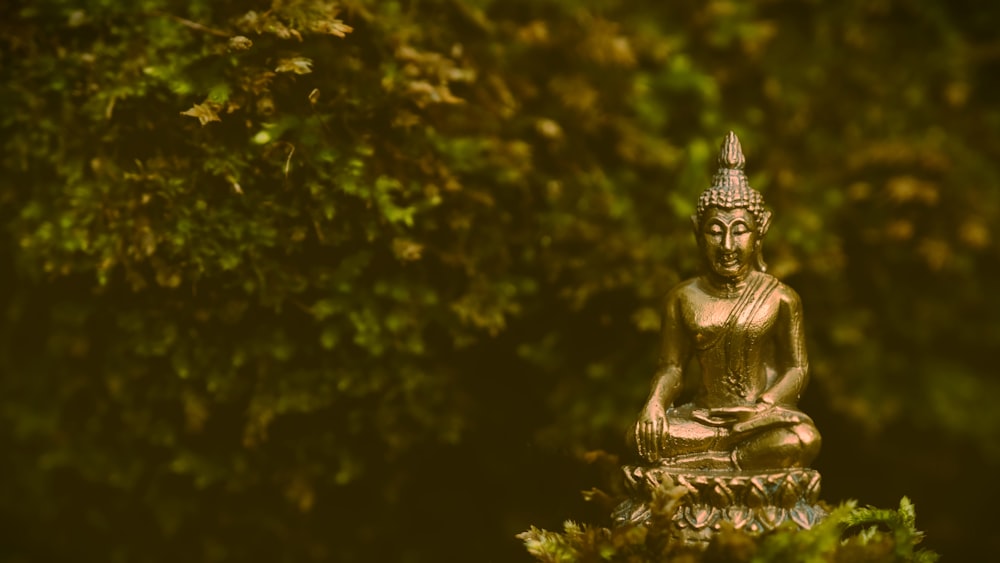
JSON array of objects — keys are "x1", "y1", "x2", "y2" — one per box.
[{"x1": 684, "y1": 293, "x2": 779, "y2": 350}]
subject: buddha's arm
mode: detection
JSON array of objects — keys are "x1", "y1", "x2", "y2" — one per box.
[
  {"x1": 649, "y1": 289, "x2": 691, "y2": 407},
  {"x1": 635, "y1": 289, "x2": 691, "y2": 458},
  {"x1": 760, "y1": 287, "x2": 808, "y2": 406}
]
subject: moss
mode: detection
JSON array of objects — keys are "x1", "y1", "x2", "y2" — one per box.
[{"x1": 521, "y1": 498, "x2": 938, "y2": 563}]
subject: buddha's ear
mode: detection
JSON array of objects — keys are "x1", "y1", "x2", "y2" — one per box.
[
  {"x1": 690, "y1": 214, "x2": 699, "y2": 236},
  {"x1": 758, "y1": 210, "x2": 772, "y2": 236}
]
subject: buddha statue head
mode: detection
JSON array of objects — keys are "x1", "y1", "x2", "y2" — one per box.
[{"x1": 692, "y1": 132, "x2": 773, "y2": 279}]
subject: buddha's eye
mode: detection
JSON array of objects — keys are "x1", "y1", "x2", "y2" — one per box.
[{"x1": 732, "y1": 224, "x2": 750, "y2": 235}]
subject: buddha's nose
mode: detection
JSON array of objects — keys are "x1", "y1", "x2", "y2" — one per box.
[{"x1": 722, "y1": 232, "x2": 735, "y2": 251}]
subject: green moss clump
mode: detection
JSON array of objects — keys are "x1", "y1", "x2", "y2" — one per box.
[{"x1": 520, "y1": 497, "x2": 938, "y2": 563}]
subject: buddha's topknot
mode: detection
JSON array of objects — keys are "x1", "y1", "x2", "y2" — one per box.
[{"x1": 695, "y1": 131, "x2": 769, "y2": 230}]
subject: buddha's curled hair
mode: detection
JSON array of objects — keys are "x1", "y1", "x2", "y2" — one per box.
[{"x1": 695, "y1": 185, "x2": 768, "y2": 229}]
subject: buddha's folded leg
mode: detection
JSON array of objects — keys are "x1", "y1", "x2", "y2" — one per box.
[
  {"x1": 728, "y1": 419, "x2": 821, "y2": 470},
  {"x1": 644, "y1": 406, "x2": 821, "y2": 470}
]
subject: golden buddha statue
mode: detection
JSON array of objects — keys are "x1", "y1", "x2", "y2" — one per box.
[
  {"x1": 615, "y1": 133, "x2": 824, "y2": 538},
  {"x1": 630, "y1": 131, "x2": 821, "y2": 472}
]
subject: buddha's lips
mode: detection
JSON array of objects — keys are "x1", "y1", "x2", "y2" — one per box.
[{"x1": 718, "y1": 255, "x2": 740, "y2": 268}]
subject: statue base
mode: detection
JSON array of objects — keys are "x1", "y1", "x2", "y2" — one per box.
[{"x1": 612, "y1": 465, "x2": 825, "y2": 544}]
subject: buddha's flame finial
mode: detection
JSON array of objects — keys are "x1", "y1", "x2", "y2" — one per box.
[
  {"x1": 710, "y1": 131, "x2": 750, "y2": 190},
  {"x1": 718, "y1": 131, "x2": 745, "y2": 170}
]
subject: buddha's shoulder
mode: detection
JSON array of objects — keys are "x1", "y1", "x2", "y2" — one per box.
[
  {"x1": 762, "y1": 274, "x2": 803, "y2": 308},
  {"x1": 664, "y1": 277, "x2": 702, "y2": 299},
  {"x1": 662, "y1": 278, "x2": 710, "y2": 311}
]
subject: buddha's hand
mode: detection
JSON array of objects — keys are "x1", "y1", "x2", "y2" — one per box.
[
  {"x1": 706, "y1": 402, "x2": 772, "y2": 421},
  {"x1": 634, "y1": 402, "x2": 667, "y2": 462},
  {"x1": 731, "y1": 404, "x2": 803, "y2": 434}
]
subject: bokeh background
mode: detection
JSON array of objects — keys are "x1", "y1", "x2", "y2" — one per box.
[{"x1": 2, "y1": 0, "x2": 999, "y2": 560}]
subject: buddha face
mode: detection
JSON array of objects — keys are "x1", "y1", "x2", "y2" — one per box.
[{"x1": 696, "y1": 207, "x2": 759, "y2": 280}]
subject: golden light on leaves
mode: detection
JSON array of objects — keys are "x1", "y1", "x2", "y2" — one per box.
[
  {"x1": 958, "y1": 219, "x2": 990, "y2": 249},
  {"x1": 311, "y1": 18, "x2": 353, "y2": 37},
  {"x1": 847, "y1": 181, "x2": 872, "y2": 201},
  {"x1": 405, "y1": 80, "x2": 463, "y2": 105},
  {"x1": 917, "y1": 238, "x2": 950, "y2": 270},
  {"x1": 392, "y1": 238, "x2": 424, "y2": 262},
  {"x1": 275, "y1": 57, "x2": 313, "y2": 74},
  {"x1": 578, "y1": 17, "x2": 636, "y2": 67},
  {"x1": 741, "y1": 20, "x2": 777, "y2": 56},
  {"x1": 183, "y1": 390, "x2": 208, "y2": 433},
  {"x1": 884, "y1": 219, "x2": 914, "y2": 241},
  {"x1": 517, "y1": 20, "x2": 550, "y2": 45},
  {"x1": 885, "y1": 176, "x2": 920, "y2": 202},
  {"x1": 227, "y1": 35, "x2": 252, "y2": 51},
  {"x1": 945, "y1": 81, "x2": 969, "y2": 107},
  {"x1": 392, "y1": 110, "x2": 421, "y2": 129},
  {"x1": 284, "y1": 475, "x2": 315, "y2": 513},
  {"x1": 885, "y1": 176, "x2": 939, "y2": 205},
  {"x1": 549, "y1": 75, "x2": 598, "y2": 112},
  {"x1": 180, "y1": 101, "x2": 221, "y2": 125},
  {"x1": 535, "y1": 118, "x2": 563, "y2": 140},
  {"x1": 235, "y1": 2, "x2": 353, "y2": 42},
  {"x1": 392, "y1": 45, "x2": 474, "y2": 107}
]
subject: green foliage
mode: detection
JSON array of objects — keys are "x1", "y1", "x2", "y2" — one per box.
[
  {"x1": 0, "y1": 0, "x2": 998, "y2": 559},
  {"x1": 520, "y1": 479, "x2": 690, "y2": 563},
  {"x1": 520, "y1": 497, "x2": 939, "y2": 562}
]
